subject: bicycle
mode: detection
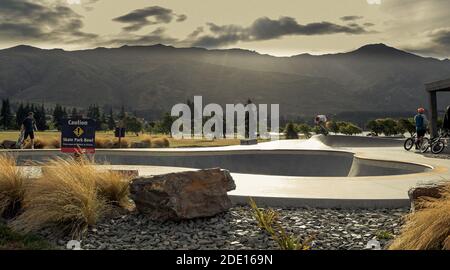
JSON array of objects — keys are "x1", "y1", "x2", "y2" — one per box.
[
  {"x1": 425, "y1": 130, "x2": 449, "y2": 154},
  {"x1": 404, "y1": 132, "x2": 430, "y2": 152}
]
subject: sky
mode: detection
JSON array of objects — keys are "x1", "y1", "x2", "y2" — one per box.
[{"x1": 0, "y1": 0, "x2": 449, "y2": 58}]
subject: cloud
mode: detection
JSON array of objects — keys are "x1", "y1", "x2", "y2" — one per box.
[
  {"x1": 0, "y1": 0, "x2": 98, "y2": 43},
  {"x1": 367, "y1": 0, "x2": 382, "y2": 5},
  {"x1": 99, "y1": 27, "x2": 178, "y2": 47},
  {"x1": 340, "y1": 16, "x2": 364, "y2": 21},
  {"x1": 191, "y1": 16, "x2": 371, "y2": 48},
  {"x1": 404, "y1": 28, "x2": 450, "y2": 58},
  {"x1": 113, "y1": 6, "x2": 187, "y2": 32}
]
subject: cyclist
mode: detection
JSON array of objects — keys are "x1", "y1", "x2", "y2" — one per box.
[
  {"x1": 414, "y1": 108, "x2": 428, "y2": 149},
  {"x1": 314, "y1": 114, "x2": 329, "y2": 135}
]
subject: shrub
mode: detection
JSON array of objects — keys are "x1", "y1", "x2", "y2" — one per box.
[
  {"x1": 389, "y1": 184, "x2": 450, "y2": 250},
  {"x1": 11, "y1": 158, "x2": 108, "y2": 238},
  {"x1": 152, "y1": 136, "x2": 170, "y2": 148},
  {"x1": 0, "y1": 155, "x2": 27, "y2": 219}
]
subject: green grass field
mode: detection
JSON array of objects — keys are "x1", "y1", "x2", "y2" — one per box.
[{"x1": 0, "y1": 131, "x2": 269, "y2": 148}]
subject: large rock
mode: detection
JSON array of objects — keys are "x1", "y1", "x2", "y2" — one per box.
[
  {"x1": 130, "y1": 168, "x2": 236, "y2": 221},
  {"x1": 408, "y1": 183, "x2": 447, "y2": 211}
]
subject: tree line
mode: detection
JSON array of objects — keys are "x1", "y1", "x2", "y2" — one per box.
[{"x1": 284, "y1": 118, "x2": 428, "y2": 139}]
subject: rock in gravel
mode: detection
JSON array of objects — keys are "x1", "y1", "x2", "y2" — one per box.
[{"x1": 130, "y1": 168, "x2": 236, "y2": 221}]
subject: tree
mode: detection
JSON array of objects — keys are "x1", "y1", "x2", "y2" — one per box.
[
  {"x1": 70, "y1": 108, "x2": 79, "y2": 118},
  {"x1": 52, "y1": 104, "x2": 67, "y2": 130},
  {"x1": 107, "y1": 108, "x2": 116, "y2": 131},
  {"x1": 15, "y1": 103, "x2": 26, "y2": 129},
  {"x1": 284, "y1": 122, "x2": 299, "y2": 139},
  {"x1": 297, "y1": 123, "x2": 312, "y2": 138},
  {"x1": 34, "y1": 104, "x2": 48, "y2": 131},
  {"x1": 377, "y1": 118, "x2": 398, "y2": 136},
  {"x1": 87, "y1": 104, "x2": 102, "y2": 130},
  {"x1": 339, "y1": 123, "x2": 362, "y2": 135},
  {"x1": 366, "y1": 120, "x2": 384, "y2": 136},
  {"x1": 0, "y1": 99, "x2": 13, "y2": 130},
  {"x1": 326, "y1": 121, "x2": 339, "y2": 134},
  {"x1": 119, "y1": 105, "x2": 126, "y2": 120},
  {"x1": 124, "y1": 115, "x2": 143, "y2": 135}
]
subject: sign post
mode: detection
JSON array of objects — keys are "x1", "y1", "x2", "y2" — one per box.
[{"x1": 61, "y1": 119, "x2": 96, "y2": 154}]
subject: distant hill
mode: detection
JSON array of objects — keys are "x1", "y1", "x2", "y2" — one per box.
[{"x1": 1, "y1": 43, "x2": 450, "y2": 121}]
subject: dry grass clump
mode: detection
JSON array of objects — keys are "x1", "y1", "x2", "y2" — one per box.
[
  {"x1": 152, "y1": 136, "x2": 170, "y2": 148},
  {"x1": 11, "y1": 157, "x2": 131, "y2": 238},
  {"x1": 113, "y1": 138, "x2": 129, "y2": 148},
  {"x1": 11, "y1": 158, "x2": 106, "y2": 237},
  {"x1": 389, "y1": 184, "x2": 450, "y2": 250},
  {"x1": 95, "y1": 137, "x2": 114, "y2": 149},
  {"x1": 0, "y1": 155, "x2": 27, "y2": 219},
  {"x1": 23, "y1": 137, "x2": 60, "y2": 149},
  {"x1": 95, "y1": 170, "x2": 131, "y2": 208},
  {"x1": 140, "y1": 135, "x2": 152, "y2": 147}
]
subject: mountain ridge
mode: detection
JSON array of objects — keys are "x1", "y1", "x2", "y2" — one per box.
[{"x1": 1, "y1": 43, "x2": 450, "y2": 121}]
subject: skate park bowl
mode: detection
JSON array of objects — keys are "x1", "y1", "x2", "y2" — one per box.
[
  {"x1": 10, "y1": 149, "x2": 430, "y2": 177},
  {"x1": 3, "y1": 135, "x2": 450, "y2": 209}
]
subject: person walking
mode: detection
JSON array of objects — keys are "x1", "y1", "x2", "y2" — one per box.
[{"x1": 20, "y1": 112, "x2": 38, "y2": 149}]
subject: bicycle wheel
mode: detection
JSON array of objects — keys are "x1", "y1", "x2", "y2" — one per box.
[
  {"x1": 431, "y1": 141, "x2": 445, "y2": 154},
  {"x1": 420, "y1": 138, "x2": 431, "y2": 153},
  {"x1": 404, "y1": 138, "x2": 414, "y2": 151}
]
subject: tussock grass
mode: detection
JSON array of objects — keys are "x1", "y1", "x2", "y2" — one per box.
[
  {"x1": 113, "y1": 138, "x2": 129, "y2": 148},
  {"x1": 95, "y1": 137, "x2": 114, "y2": 149},
  {"x1": 11, "y1": 158, "x2": 131, "y2": 238},
  {"x1": 249, "y1": 198, "x2": 313, "y2": 250},
  {"x1": 389, "y1": 184, "x2": 450, "y2": 250},
  {"x1": 140, "y1": 135, "x2": 152, "y2": 147},
  {"x1": 23, "y1": 137, "x2": 60, "y2": 149},
  {"x1": 0, "y1": 155, "x2": 27, "y2": 219},
  {"x1": 152, "y1": 136, "x2": 170, "y2": 148},
  {"x1": 95, "y1": 170, "x2": 131, "y2": 208}
]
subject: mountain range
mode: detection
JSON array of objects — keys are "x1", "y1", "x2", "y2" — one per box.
[{"x1": 1, "y1": 43, "x2": 450, "y2": 121}]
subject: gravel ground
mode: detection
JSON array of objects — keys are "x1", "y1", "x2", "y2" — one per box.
[{"x1": 53, "y1": 207, "x2": 408, "y2": 250}]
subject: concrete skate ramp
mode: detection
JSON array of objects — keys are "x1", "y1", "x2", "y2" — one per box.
[
  {"x1": 12, "y1": 149, "x2": 428, "y2": 177},
  {"x1": 317, "y1": 135, "x2": 404, "y2": 148}
]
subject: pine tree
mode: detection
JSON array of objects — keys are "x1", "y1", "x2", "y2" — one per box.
[
  {"x1": 107, "y1": 108, "x2": 116, "y2": 130},
  {"x1": 119, "y1": 105, "x2": 126, "y2": 120},
  {"x1": 16, "y1": 103, "x2": 26, "y2": 128},
  {"x1": 53, "y1": 104, "x2": 65, "y2": 130},
  {"x1": 0, "y1": 99, "x2": 13, "y2": 130},
  {"x1": 71, "y1": 107, "x2": 79, "y2": 118},
  {"x1": 35, "y1": 105, "x2": 48, "y2": 131}
]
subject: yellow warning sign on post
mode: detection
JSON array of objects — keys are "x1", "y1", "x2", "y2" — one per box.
[{"x1": 73, "y1": 127, "x2": 84, "y2": 137}]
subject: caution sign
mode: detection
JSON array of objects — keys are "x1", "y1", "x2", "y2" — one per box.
[{"x1": 61, "y1": 119, "x2": 96, "y2": 153}]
